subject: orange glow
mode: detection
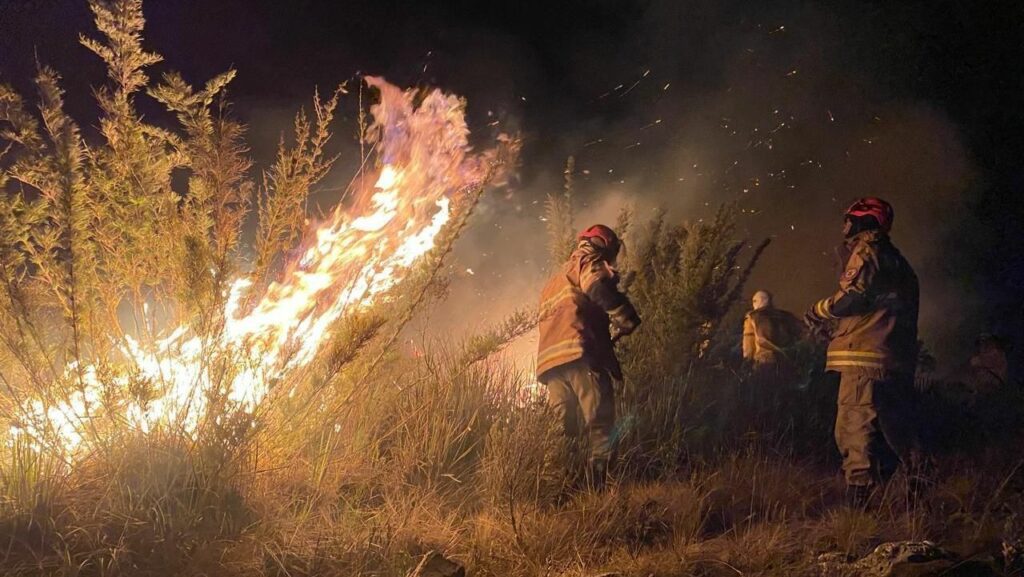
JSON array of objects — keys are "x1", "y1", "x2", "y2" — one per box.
[{"x1": 11, "y1": 78, "x2": 508, "y2": 455}]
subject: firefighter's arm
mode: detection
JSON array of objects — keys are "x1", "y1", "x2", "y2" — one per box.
[
  {"x1": 588, "y1": 278, "x2": 641, "y2": 337},
  {"x1": 807, "y1": 248, "x2": 876, "y2": 323},
  {"x1": 580, "y1": 258, "x2": 641, "y2": 337},
  {"x1": 742, "y1": 315, "x2": 756, "y2": 360}
]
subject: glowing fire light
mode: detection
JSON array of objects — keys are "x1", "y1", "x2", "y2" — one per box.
[{"x1": 11, "y1": 77, "x2": 508, "y2": 454}]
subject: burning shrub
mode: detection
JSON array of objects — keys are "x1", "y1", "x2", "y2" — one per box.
[{"x1": 0, "y1": 0, "x2": 519, "y2": 572}]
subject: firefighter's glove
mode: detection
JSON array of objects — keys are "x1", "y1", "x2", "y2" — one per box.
[
  {"x1": 586, "y1": 275, "x2": 640, "y2": 343},
  {"x1": 803, "y1": 308, "x2": 828, "y2": 329},
  {"x1": 609, "y1": 302, "x2": 641, "y2": 342},
  {"x1": 803, "y1": 310, "x2": 834, "y2": 342}
]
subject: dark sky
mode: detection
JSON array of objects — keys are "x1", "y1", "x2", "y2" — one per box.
[{"x1": 1, "y1": 0, "x2": 1022, "y2": 368}]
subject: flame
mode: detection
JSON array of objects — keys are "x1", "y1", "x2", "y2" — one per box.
[{"x1": 11, "y1": 78, "x2": 506, "y2": 455}]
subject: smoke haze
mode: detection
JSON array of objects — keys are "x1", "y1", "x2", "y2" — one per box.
[
  {"x1": 2, "y1": 0, "x2": 1018, "y2": 369},
  {"x1": 418, "y1": 2, "x2": 976, "y2": 368}
]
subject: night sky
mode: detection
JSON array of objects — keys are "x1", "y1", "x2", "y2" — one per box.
[{"x1": 1, "y1": 0, "x2": 1022, "y2": 370}]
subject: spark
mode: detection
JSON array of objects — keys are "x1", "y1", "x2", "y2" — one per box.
[{"x1": 620, "y1": 69, "x2": 650, "y2": 97}]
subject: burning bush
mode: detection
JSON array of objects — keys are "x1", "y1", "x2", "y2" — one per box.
[{"x1": 0, "y1": 0, "x2": 521, "y2": 571}]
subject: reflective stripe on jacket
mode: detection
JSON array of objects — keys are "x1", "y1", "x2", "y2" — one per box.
[
  {"x1": 537, "y1": 242, "x2": 625, "y2": 379},
  {"x1": 813, "y1": 230, "x2": 919, "y2": 375}
]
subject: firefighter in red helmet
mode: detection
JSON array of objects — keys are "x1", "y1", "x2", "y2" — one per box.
[
  {"x1": 537, "y1": 224, "x2": 641, "y2": 488},
  {"x1": 804, "y1": 197, "x2": 921, "y2": 507}
]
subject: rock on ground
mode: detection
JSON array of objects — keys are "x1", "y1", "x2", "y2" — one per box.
[{"x1": 818, "y1": 541, "x2": 1001, "y2": 577}]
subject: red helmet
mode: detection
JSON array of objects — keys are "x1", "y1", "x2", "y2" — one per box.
[
  {"x1": 844, "y1": 197, "x2": 894, "y2": 233},
  {"x1": 578, "y1": 224, "x2": 621, "y2": 257}
]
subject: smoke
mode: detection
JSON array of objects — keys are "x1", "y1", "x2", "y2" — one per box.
[
  {"x1": 0, "y1": 0, "x2": 1001, "y2": 370},
  {"x1": 2, "y1": 0, "x2": 965, "y2": 368},
  {"x1": 416, "y1": 0, "x2": 975, "y2": 368},
  {"x1": 156, "y1": 0, "x2": 977, "y2": 371}
]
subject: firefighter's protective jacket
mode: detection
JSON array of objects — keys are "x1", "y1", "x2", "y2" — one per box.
[
  {"x1": 743, "y1": 307, "x2": 802, "y2": 363},
  {"x1": 812, "y1": 229, "x2": 919, "y2": 375},
  {"x1": 537, "y1": 242, "x2": 640, "y2": 380}
]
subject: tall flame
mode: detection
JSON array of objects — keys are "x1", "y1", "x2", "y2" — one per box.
[{"x1": 11, "y1": 78, "x2": 506, "y2": 454}]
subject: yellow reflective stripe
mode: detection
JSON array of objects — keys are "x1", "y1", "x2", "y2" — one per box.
[
  {"x1": 826, "y1": 360, "x2": 885, "y2": 368},
  {"x1": 538, "y1": 350, "x2": 584, "y2": 372},
  {"x1": 539, "y1": 340, "x2": 584, "y2": 357},
  {"x1": 538, "y1": 338, "x2": 585, "y2": 366},
  {"x1": 827, "y1": 349, "x2": 888, "y2": 370},
  {"x1": 815, "y1": 298, "x2": 836, "y2": 319},
  {"x1": 579, "y1": 262, "x2": 607, "y2": 292},
  {"x1": 827, "y1": 351, "x2": 886, "y2": 358},
  {"x1": 539, "y1": 349, "x2": 584, "y2": 367},
  {"x1": 540, "y1": 337, "x2": 583, "y2": 351},
  {"x1": 539, "y1": 286, "x2": 578, "y2": 312},
  {"x1": 579, "y1": 254, "x2": 620, "y2": 295}
]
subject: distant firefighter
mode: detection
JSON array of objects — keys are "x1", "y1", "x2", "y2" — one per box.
[
  {"x1": 742, "y1": 290, "x2": 803, "y2": 369},
  {"x1": 804, "y1": 197, "x2": 920, "y2": 506},
  {"x1": 537, "y1": 224, "x2": 641, "y2": 488},
  {"x1": 969, "y1": 333, "x2": 1009, "y2": 393}
]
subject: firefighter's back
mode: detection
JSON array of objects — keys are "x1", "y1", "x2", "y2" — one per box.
[{"x1": 828, "y1": 231, "x2": 919, "y2": 375}]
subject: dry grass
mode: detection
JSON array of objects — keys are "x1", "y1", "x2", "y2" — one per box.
[{"x1": 2, "y1": 360, "x2": 1022, "y2": 576}]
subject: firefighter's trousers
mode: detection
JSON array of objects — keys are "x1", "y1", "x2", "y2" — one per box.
[
  {"x1": 749, "y1": 355, "x2": 798, "y2": 387},
  {"x1": 835, "y1": 372, "x2": 918, "y2": 487},
  {"x1": 541, "y1": 359, "x2": 616, "y2": 464}
]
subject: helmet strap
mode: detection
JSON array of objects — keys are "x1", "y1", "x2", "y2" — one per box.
[{"x1": 844, "y1": 214, "x2": 880, "y2": 238}]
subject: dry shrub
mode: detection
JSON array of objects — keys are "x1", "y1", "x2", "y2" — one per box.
[
  {"x1": 478, "y1": 394, "x2": 576, "y2": 509},
  {"x1": 815, "y1": 508, "x2": 882, "y2": 556},
  {"x1": 702, "y1": 452, "x2": 831, "y2": 534},
  {"x1": 462, "y1": 480, "x2": 712, "y2": 576},
  {"x1": 719, "y1": 521, "x2": 804, "y2": 575}
]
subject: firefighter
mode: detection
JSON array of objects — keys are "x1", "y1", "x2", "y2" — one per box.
[
  {"x1": 968, "y1": 333, "x2": 1009, "y2": 393},
  {"x1": 804, "y1": 197, "x2": 920, "y2": 507},
  {"x1": 742, "y1": 290, "x2": 803, "y2": 371},
  {"x1": 536, "y1": 224, "x2": 641, "y2": 488}
]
